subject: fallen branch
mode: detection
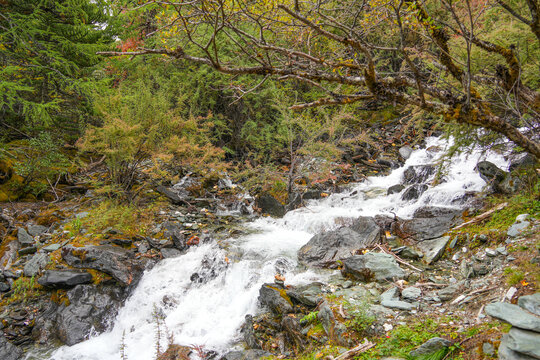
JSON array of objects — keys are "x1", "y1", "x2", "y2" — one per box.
[
  {"x1": 325, "y1": 339, "x2": 376, "y2": 360},
  {"x1": 376, "y1": 244, "x2": 423, "y2": 272},
  {"x1": 452, "y1": 202, "x2": 508, "y2": 230}
]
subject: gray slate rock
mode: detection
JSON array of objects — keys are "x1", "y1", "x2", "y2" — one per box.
[
  {"x1": 507, "y1": 221, "x2": 531, "y2": 237},
  {"x1": 17, "y1": 227, "x2": 35, "y2": 247},
  {"x1": 43, "y1": 243, "x2": 61, "y2": 252},
  {"x1": 318, "y1": 302, "x2": 336, "y2": 337},
  {"x1": 258, "y1": 283, "x2": 293, "y2": 315},
  {"x1": 287, "y1": 282, "x2": 325, "y2": 307},
  {"x1": 396, "y1": 216, "x2": 457, "y2": 241},
  {"x1": 476, "y1": 161, "x2": 507, "y2": 186},
  {"x1": 508, "y1": 153, "x2": 537, "y2": 172},
  {"x1": 381, "y1": 299, "x2": 415, "y2": 311},
  {"x1": 506, "y1": 328, "x2": 540, "y2": 359},
  {"x1": 498, "y1": 335, "x2": 537, "y2": 360},
  {"x1": 387, "y1": 184, "x2": 405, "y2": 195},
  {"x1": 161, "y1": 248, "x2": 182, "y2": 258},
  {"x1": 255, "y1": 193, "x2": 285, "y2": 217},
  {"x1": 38, "y1": 270, "x2": 93, "y2": 288},
  {"x1": 485, "y1": 302, "x2": 540, "y2": 332},
  {"x1": 402, "y1": 287, "x2": 422, "y2": 300},
  {"x1": 380, "y1": 287, "x2": 400, "y2": 302},
  {"x1": 27, "y1": 225, "x2": 48, "y2": 236},
  {"x1": 401, "y1": 184, "x2": 428, "y2": 201},
  {"x1": 56, "y1": 284, "x2": 125, "y2": 346},
  {"x1": 437, "y1": 283, "x2": 462, "y2": 302},
  {"x1": 221, "y1": 350, "x2": 273, "y2": 360},
  {"x1": 409, "y1": 337, "x2": 452, "y2": 358},
  {"x1": 341, "y1": 253, "x2": 405, "y2": 282},
  {"x1": 62, "y1": 245, "x2": 144, "y2": 286},
  {"x1": 24, "y1": 252, "x2": 49, "y2": 277},
  {"x1": 298, "y1": 217, "x2": 380, "y2": 268},
  {"x1": 412, "y1": 206, "x2": 463, "y2": 219},
  {"x1": 399, "y1": 146, "x2": 413, "y2": 160},
  {"x1": 0, "y1": 334, "x2": 22, "y2": 360},
  {"x1": 518, "y1": 293, "x2": 540, "y2": 316},
  {"x1": 402, "y1": 165, "x2": 435, "y2": 185},
  {"x1": 415, "y1": 236, "x2": 450, "y2": 264}
]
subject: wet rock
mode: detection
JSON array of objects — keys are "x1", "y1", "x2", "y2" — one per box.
[
  {"x1": 282, "y1": 315, "x2": 307, "y2": 348},
  {"x1": 518, "y1": 293, "x2": 540, "y2": 316},
  {"x1": 395, "y1": 216, "x2": 456, "y2": 241},
  {"x1": 485, "y1": 302, "x2": 540, "y2": 332},
  {"x1": 498, "y1": 334, "x2": 536, "y2": 360},
  {"x1": 111, "y1": 238, "x2": 132, "y2": 247},
  {"x1": 259, "y1": 283, "x2": 294, "y2": 315},
  {"x1": 162, "y1": 222, "x2": 186, "y2": 250},
  {"x1": 508, "y1": 153, "x2": 537, "y2": 172},
  {"x1": 476, "y1": 161, "x2": 507, "y2": 186},
  {"x1": 387, "y1": 184, "x2": 405, "y2": 195},
  {"x1": 0, "y1": 334, "x2": 22, "y2": 360},
  {"x1": 17, "y1": 227, "x2": 34, "y2": 248},
  {"x1": 412, "y1": 206, "x2": 463, "y2": 219},
  {"x1": 56, "y1": 284, "x2": 125, "y2": 346},
  {"x1": 23, "y1": 252, "x2": 49, "y2": 277},
  {"x1": 221, "y1": 350, "x2": 272, "y2": 360},
  {"x1": 161, "y1": 248, "x2": 182, "y2": 258},
  {"x1": 27, "y1": 225, "x2": 48, "y2": 237},
  {"x1": 242, "y1": 315, "x2": 261, "y2": 349},
  {"x1": 341, "y1": 253, "x2": 405, "y2": 282},
  {"x1": 415, "y1": 236, "x2": 450, "y2": 264},
  {"x1": 402, "y1": 165, "x2": 435, "y2": 185},
  {"x1": 298, "y1": 217, "x2": 380, "y2": 268},
  {"x1": 286, "y1": 282, "x2": 325, "y2": 307},
  {"x1": 62, "y1": 245, "x2": 144, "y2": 286},
  {"x1": 303, "y1": 190, "x2": 323, "y2": 200},
  {"x1": 499, "y1": 175, "x2": 525, "y2": 194},
  {"x1": 401, "y1": 184, "x2": 428, "y2": 201},
  {"x1": 38, "y1": 270, "x2": 93, "y2": 288},
  {"x1": 506, "y1": 328, "x2": 540, "y2": 359},
  {"x1": 256, "y1": 193, "x2": 285, "y2": 217},
  {"x1": 399, "y1": 146, "x2": 413, "y2": 160},
  {"x1": 156, "y1": 185, "x2": 188, "y2": 204},
  {"x1": 409, "y1": 337, "x2": 452, "y2": 358}
]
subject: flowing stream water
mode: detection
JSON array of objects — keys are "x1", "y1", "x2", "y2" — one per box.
[{"x1": 42, "y1": 137, "x2": 508, "y2": 360}]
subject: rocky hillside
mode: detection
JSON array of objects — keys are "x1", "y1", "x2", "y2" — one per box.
[{"x1": 0, "y1": 144, "x2": 538, "y2": 360}]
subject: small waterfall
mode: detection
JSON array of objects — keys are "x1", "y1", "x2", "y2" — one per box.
[{"x1": 41, "y1": 136, "x2": 508, "y2": 360}]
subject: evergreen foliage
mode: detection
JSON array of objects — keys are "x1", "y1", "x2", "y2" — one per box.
[{"x1": 0, "y1": 0, "x2": 115, "y2": 141}]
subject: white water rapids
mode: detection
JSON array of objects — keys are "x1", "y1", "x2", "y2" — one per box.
[{"x1": 39, "y1": 137, "x2": 508, "y2": 360}]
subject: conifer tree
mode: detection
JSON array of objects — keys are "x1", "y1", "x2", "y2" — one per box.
[{"x1": 0, "y1": 0, "x2": 115, "y2": 141}]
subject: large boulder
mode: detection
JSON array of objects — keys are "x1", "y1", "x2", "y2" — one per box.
[
  {"x1": 401, "y1": 185, "x2": 428, "y2": 201},
  {"x1": 401, "y1": 165, "x2": 435, "y2": 185},
  {"x1": 38, "y1": 270, "x2": 93, "y2": 288},
  {"x1": 286, "y1": 282, "x2": 325, "y2": 307},
  {"x1": 498, "y1": 335, "x2": 536, "y2": 360},
  {"x1": 255, "y1": 194, "x2": 285, "y2": 217},
  {"x1": 258, "y1": 283, "x2": 294, "y2": 315},
  {"x1": 393, "y1": 216, "x2": 457, "y2": 241},
  {"x1": 412, "y1": 206, "x2": 463, "y2": 219},
  {"x1": 298, "y1": 217, "x2": 381, "y2": 268},
  {"x1": 55, "y1": 284, "x2": 125, "y2": 346},
  {"x1": 0, "y1": 334, "x2": 22, "y2": 360},
  {"x1": 476, "y1": 161, "x2": 507, "y2": 185},
  {"x1": 341, "y1": 253, "x2": 405, "y2": 282},
  {"x1": 62, "y1": 245, "x2": 144, "y2": 286}
]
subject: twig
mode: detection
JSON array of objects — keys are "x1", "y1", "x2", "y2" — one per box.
[
  {"x1": 415, "y1": 282, "x2": 448, "y2": 287},
  {"x1": 375, "y1": 244, "x2": 422, "y2": 272},
  {"x1": 452, "y1": 202, "x2": 508, "y2": 230}
]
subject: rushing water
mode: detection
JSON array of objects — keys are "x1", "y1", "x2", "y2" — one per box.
[{"x1": 40, "y1": 137, "x2": 508, "y2": 360}]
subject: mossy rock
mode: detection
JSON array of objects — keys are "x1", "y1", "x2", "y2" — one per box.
[{"x1": 0, "y1": 159, "x2": 14, "y2": 184}]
